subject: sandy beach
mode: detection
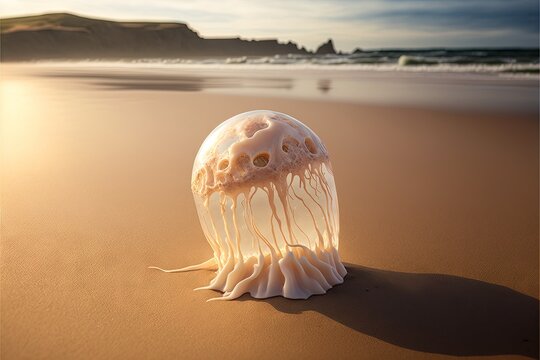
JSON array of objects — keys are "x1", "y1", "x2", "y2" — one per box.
[{"x1": 1, "y1": 64, "x2": 538, "y2": 359}]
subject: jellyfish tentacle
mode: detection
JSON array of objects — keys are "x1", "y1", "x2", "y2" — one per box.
[
  {"x1": 286, "y1": 174, "x2": 312, "y2": 248},
  {"x1": 247, "y1": 187, "x2": 277, "y2": 256},
  {"x1": 279, "y1": 251, "x2": 326, "y2": 298},
  {"x1": 305, "y1": 165, "x2": 321, "y2": 198},
  {"x1": 262, "y1": 186, "x2": 284, "y2": 257},
  {"x1": 313, "y1": 165, "x2": 338, "y2": 246},
  {"x1": 268, "y1": 214, "x2": 284, "y2": 257},
  {"x1": 230, "y1": 194, "x2": 244, "y2": 261},
  {"x1": 223, "y1": 254, "x2": 257, "y2": 293},
  {"x1": 243, "y1": 187, "x2": 264, "y2": 255},
  {"x1": 240, "y1": 192, "x2": 257, "y2": 251},
  {"x1": 148, "y1": 257, "x2": 217, "y2": 273},
  {"x1": 296, "y1": 173, "x2": 326, "y2": 248},
  {"x1": 219, "y1": 192, "x2": 241, "y2": 263},
  {"x1": 200, "y1": 213, "x2": 223, "y2": 267},
  {"x1": 291, "y1": 182, "x2": 325, "y2": 249},
  {"x1": 272, "y1": 180, "x2": 311, "y2": 252},
  {"x1": 207, "y1": 200, "x2": 228, "y2": 268},
  {"x1": 275, "y1": 177, "x2": 300, "y2": 247},
  {"x1": 266, "y1": 181, "x2": 292, "y2": 251},
  {"x1": 286, "y1": 187, "x2": 312, "y2": 248},
  {"x1": 208, "y1": 252, "x2": 266, "y2": 301},
  {"x1": 305, "y1": 249, "x2": 344, "y2": 284},
  {"x1": 197, "y1": 250, "x2": 236, "y2": 291},
  {"x1": 323, "y1": 168, "x2": 341, "y2": 248},
  {"x1": 331, "y1": 246, "x2": 348, "y2": 277},
  {"x1": 301, "y1": 175, "x2": 335, "y2": 249},
  {"x1": 308, "y1": 170, "x2": 334, "y2": 247},
  {"x1": 208, "y1": 198, "x2": 234, "y2": 261},
  {"x1": 298, "y1": 253, "x2": 332, "y2": 290}
]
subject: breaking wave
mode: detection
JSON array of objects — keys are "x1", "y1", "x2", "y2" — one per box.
[{"x1": 40, "y1": 48, "x2": 540, "y2": 77}]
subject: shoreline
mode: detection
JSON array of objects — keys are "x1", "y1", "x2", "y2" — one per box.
[{"x1": 2, "y1": 63, "x2": 539, "y2": 114}]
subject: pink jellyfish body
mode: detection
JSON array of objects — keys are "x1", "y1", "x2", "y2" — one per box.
[{"x1": 152, "y1": 110, "x2": 346, "y2": 300}]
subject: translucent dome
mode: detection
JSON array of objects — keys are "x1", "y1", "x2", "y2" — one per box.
[{"x1": 191, "y1": 110, "x2": 329, "y2": 196}]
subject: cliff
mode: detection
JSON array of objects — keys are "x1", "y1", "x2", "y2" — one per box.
[{"x1": 0, "y1": 13, "x2": 312, "y2": 61}]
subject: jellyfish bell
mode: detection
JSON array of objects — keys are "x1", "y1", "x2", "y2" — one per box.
[{"x1": 151, "y1": 110, "x2": 347, "y2": 300}]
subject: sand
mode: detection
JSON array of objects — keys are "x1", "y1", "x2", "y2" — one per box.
[{"x1": 1, "y1": 67, "x2": 538, "y2": 359}]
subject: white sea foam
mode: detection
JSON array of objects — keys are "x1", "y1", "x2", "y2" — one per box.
[{"x1": 32, "y1": 59, "x2": 539, "y2": 79}]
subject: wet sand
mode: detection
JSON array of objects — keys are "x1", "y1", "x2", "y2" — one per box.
[
  {"x1": 3, "y1": 62, "x2": 540, "y2": 112},
  {"x1": 1, "y1": 66, "x2": 538, "y2": 359}
]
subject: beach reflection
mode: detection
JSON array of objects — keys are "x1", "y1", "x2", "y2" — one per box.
[
  {"x1": 40, "y1": 71, "x2": 293, "y2": 92},
  {"x1": 32, "y1": 63, "x2": 540, "y2": 112},
  {"x1": 2, "y1": 63, "x2": 539, "y2": 113},
  {"x1": 317, "y1": 79, "x2": 331, "y2": 93}
]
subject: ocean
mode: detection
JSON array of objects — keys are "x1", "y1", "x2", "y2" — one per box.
[{"x1": 119, "y1": 48, "x2": 540, "y2": 77}]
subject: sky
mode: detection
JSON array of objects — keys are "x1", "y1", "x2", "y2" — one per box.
[{"x1": 0, "y1": 0, "x2": 538, "y2": 51}]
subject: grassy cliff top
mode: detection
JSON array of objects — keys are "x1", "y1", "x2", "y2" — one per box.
[{"x1": 0, "y1": 12, "x2": 190, "y2": 34}]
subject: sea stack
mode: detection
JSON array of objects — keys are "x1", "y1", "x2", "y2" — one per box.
[{"x1": 315, "y1": 39, "x2": 337, "y2": 55}]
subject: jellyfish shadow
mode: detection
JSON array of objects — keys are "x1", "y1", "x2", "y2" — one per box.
[{"x1": 241, "y1": 264, "x2": 539, "y2": 358}]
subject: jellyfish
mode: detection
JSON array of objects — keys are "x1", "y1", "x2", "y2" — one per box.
[{"x1": 151, "y1": 110, "x2": 347, "y2": 300}]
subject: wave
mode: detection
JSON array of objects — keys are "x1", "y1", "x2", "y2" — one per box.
[
  {"x1": 398, "y1": 55, "x2": 438, "y2": 66},
  {"x1": 151, "y1": 49, "x2": 539, "y2": 68},
  {"x1": 34, "y1": 48, "x2": 540, "y2": 78},
  {"x1": 225, "y1": 56, "x2": 247, "y2": 64}
]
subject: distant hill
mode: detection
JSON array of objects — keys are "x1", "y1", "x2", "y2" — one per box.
[{"x1": 0, "y1": 13, "x2": 321, "y2": 61}]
